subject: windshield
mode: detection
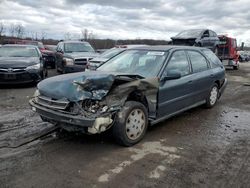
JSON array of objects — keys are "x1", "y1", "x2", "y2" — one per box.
[
  {"x1": 100, "y1": 48, "x2": 124, "y2": 59},
  {"x1": 0, "y1": 47, "x2": 39, "y2": 57},
  {"x1": 175, "y1": 29, "x2": 203, "y2": 38},
  {"x1": 98, "y1": 50, "x2": 168, "y2": 78},
  {"x1": 23, "y1": 41, "x2": 44, "y2": 49},
  {"x1": 64, "y1": 43, "x2": 94, "y2": 53}
]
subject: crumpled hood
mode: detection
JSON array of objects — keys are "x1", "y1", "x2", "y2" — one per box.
[
  {"x1": 0, "y1": 57, "x2": 39, "y2": 68},
  {"x1": 64, "y1": 52, "x2": 99, "y2": 59},
  {"x1": 37, "y1": 71, "x2": 140, "y2": 101}
]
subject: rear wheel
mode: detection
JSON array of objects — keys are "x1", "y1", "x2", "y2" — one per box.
[
  {"x1": 205, "y1": 84, "x2": 219, "y2": 108},
  {"x1": 112, "y1": 101, "x2": 148, "y2": 146}
]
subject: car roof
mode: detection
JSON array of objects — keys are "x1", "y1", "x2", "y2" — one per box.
[
  {"x1": 129, "y1": 45, "x2": 206, "y2": 51},
  {"x1": 62, "y1": 40, "x2": 89, "y2": 44},
  {"x1": 115, "y1": 44, "x2": 148, "y2": 49},
  {"x1": 2, "y1": 44, "x2": 38, "y2": 48}
]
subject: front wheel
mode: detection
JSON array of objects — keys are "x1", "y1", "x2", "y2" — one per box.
[
  {"x1": 112, "y1": 101, "x2": 148, "y2": 146},
  {"x1": 205, "y1": 84, "x2": 219, "y2": 108}
]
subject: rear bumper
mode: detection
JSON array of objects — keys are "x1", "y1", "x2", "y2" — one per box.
[{"x1": 29, "y1": 99, "x2": 95, "y2": 127}]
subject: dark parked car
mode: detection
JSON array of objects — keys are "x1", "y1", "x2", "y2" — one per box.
[
  {"x1": 0, "y1": 45, "x2": 47, "y2": 84},
  {"x1": 87, "y1": 45, "x2": 148, "y2": 70},
  {"x1": 55, "y1": 41, "x2": 98, "y2": 73},
  {"x1": 171, "y1": 29, "x2": 220, "y2": 53},
  {"x1": 44, "y1": 45, "x2": 57, "y2": 52},
  {"x1": 30, "y1": 46, "x2": 227, "y2": 146},
  {"x1": 20, "y1": 41, "x2": 56, "y2": 69},
  {"x1": 239, "y1": 52, "x2": 250, "y2": 62},
  {"x1": 43, "y1": 45, "x2": 57, "y2": 69},
  {"x1": 6, "y1": 40, "x2": 56, "y2": 69}
]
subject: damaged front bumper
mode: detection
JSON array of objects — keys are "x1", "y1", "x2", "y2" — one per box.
[{"x1": 29, "y1": 99, "x2": 113, "y2": 134}]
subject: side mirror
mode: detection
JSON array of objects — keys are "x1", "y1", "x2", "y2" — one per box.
[
  {"x1": 161, "y1": 70, "x2": 181, "y2": 82},
  {"x1": 57, "y1": 48, "x2": 63, "y2": 53}
]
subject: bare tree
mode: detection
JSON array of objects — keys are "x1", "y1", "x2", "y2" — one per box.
[
  {"x1": 64, "y1": 32, "x2": 71, "y2": 40},
  {"x1": 81, "y1": 29, "x2": 88, "y2": 41},
  {"x1": 15, "y1": 24, "x2": 25, "y2": 38},
  {"x1": 0, "y1": 22, "x2": 5, "y2": 42},
  {"x1": 41, "y1": 31, "x2": 47, "y2": 41},
  {"x1": 9, "y1": 24, "x2": 15, "y2": 37},
  {"x1": 0, "y1": 22, "x2": 5, "y2": 37}
]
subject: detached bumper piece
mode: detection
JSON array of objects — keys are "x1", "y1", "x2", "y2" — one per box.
[{"x1": 219, "y1": 78, "x2": 227, "y2": 98}]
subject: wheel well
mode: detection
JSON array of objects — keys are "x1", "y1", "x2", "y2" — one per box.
[
  {"x1": 215, "y1": 80, "x2": 220, "y2": 88},
  {"x1": 126, "y1": 91, "x2": 148, "y2": 110}
]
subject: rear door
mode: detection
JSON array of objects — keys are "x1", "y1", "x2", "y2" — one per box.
[
  {"x1": 209, "y1": 30, "x2": 219, "y2": 48},
  {"x1": 157, "y1": 50, "x2": 194, "y2": 118},
  {"x1": 187, "y1": 50, "x2": 214, "y2": 103}
]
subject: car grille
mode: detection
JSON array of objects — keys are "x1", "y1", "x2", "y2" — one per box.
[
  {"x1": 74, "y1": 58, "x2": 88, "y2": 65},
  {"x1": 0, "y1": 71, "x2": 37, "y2": 83},
  {"x1": 36, "y1": 95, "x2": 69, "y2": 110},
  {"x1": 44, "y1": 55, "x2": 55, "y2": 62},
  {"x1": 0, "y1": 67, "x2": 26, "y2": 73}
]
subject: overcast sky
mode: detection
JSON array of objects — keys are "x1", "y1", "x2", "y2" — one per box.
[{"x1": 0, "y1": 0, "x2": 250, "y2": 44}]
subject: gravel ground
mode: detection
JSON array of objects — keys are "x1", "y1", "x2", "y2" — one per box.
[{"x1": 0, "y1": 63, "x2": 249, "y2": 188}]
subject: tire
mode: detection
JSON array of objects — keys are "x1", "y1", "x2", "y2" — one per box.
[
  {"x1": 45, "y1": 68, "x2": 48, "y2": 78},
  {"x1": 233, "y1": 65, "x2": 239, "y2": 70},
  {"x1": 56, "y1": 63, "x2": 61, "y2": 73},
  {"x1": 51, "y1": 63, "x2": 56, "y2": 69},
  {"x1": 40, "y1": 70, "x2": 45, "y2": 80},
  {"x1": 205, "y1": 84, "x2": 219, "y2": 108},
  {"x1": 194, "y1": 43, "x2": 201, "y2": 47},
  {"x1": 112, "y1": 101, "x2": 148, "y2": 146}
]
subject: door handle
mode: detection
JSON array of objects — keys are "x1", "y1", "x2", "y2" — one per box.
[
  {"x1": 187, "y1": 80, "x2": 193, "y2": 84},
  {"x1": 210, "y1": 74, "x2": 214, "y2": 77}
]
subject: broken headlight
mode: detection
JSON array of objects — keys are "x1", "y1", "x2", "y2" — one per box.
[
  {"x1": 34, "y1": 89, "x2": 40, "y2": 97},
  {"x1": 82, "y1": 99, "x2": 108, "y2": 114}
]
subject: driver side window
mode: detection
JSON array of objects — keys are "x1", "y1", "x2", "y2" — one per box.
[{"x1": 163, "y1": 50, "x2": 190, "y2": 77}]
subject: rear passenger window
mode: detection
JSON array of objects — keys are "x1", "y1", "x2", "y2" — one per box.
[
  {"x1": 202, "y1": 49, "x2": 222, "y2": 68},
  {"x1": 164, "y1": 50, "x2": 190, "y2": 76},
  {"x1": 188, "y1": 51, "x2": 209, "y2": 73}
]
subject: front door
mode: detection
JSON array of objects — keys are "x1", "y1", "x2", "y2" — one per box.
[{"x1": 157, "y1": 50, "x2": 194, "y2": 118}]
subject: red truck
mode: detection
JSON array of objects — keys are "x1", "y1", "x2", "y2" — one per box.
[{"x1": 217, "y1": 35, "x2": 239, "y2": 70}]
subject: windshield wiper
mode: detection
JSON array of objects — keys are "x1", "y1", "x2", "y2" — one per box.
[{"x1": 116, "y1": 74, "x2": 144, "y2": 80}]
